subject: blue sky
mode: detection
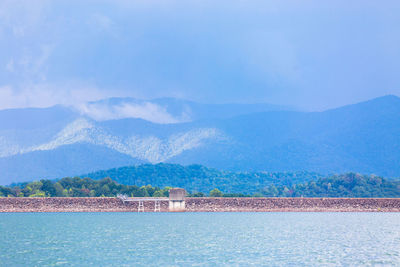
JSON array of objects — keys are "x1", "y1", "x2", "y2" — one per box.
[{"x1": 1, "y1": 0, "x2": 400, "y2": 111}]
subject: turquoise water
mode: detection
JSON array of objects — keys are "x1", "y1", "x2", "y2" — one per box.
[{"x1": 1, "y1": 213, "x2": 400, "y2": 266}]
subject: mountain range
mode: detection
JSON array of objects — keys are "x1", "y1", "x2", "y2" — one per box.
[{"x1": 1, "y1": 95, "x2": 400, "y2": 184}]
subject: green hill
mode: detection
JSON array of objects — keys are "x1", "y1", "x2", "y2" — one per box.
[{"x1": 80, "y1": 163, "x2": 323, "y2": 193}]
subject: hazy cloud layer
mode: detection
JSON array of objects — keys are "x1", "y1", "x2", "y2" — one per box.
[
  {"x1": 0, "y1": 84, "x2": 114, "y2": 110},
  {"x1": 77, "y1": 101, "x2": 189, "y2": 124},
  {"x1": 1, "y1": 0, "x2": 400, "y2": 111}
]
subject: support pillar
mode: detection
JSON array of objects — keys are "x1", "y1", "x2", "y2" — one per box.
[
  {"x1": 154, "y1": 200, "x2": 161, "y2": 212},
  {"x1": 138, "y1": 200, "x2": 144, "y2": 212}
]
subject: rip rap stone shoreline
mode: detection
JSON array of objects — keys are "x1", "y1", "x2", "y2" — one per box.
[{"x1": 1, "y1": 197, "x2": 400, "y2": 212}]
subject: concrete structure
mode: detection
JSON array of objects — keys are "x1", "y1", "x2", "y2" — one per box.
[
  {"x1": 117, "y1": 194, "x2": 166, "y2": 212},
  {"x1": 116, "y1": 189, "x2": 187, "y2": 212},
  {"x1": 168, "y1": 188, "x2": 186, "y2": 212}
]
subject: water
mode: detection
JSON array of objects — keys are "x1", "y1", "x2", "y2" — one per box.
[{"x1": 0, "y1": 212, "x2": 399, "y2": 266}]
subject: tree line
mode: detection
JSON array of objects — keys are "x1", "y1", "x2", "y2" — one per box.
[
  {"x1": 0, "y1": 177, "x2": 171, "y2": 198},
  {"x1": 1, "y1": 173, "x2": 399, "y2": 198},
  {"x1": 260, "y1": 173, "x2": 400, "y2": 198}
]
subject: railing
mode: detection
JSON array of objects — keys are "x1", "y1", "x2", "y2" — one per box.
[{"x1": 116, "y1": 194, "x2": 165, "y2": 212}]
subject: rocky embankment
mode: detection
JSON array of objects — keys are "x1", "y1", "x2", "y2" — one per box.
[
  {"x1": 185, "y1": 198, "x2": 400, "y2": 212},
  {"x1": 0, "y1": 197, "x2": 169, "y2": 212},
  {"x1": 1, "y1": 197, "x2": 400, "y2": 212}
]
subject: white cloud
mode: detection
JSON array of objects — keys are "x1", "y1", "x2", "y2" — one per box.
[
  {"x1": 0, "y1": 83, "x2": 189, "y2": 124},
  {"x1": 0, "y1": 83, "x2": 113, "y2": 110},
  {"x1": 77, "y1": 101, "x2": 189, "y2": 124}
]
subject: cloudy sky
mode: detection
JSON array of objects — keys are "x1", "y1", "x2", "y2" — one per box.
[{"x1": 1, "y1": 0, "x2": 400, "y2": 111}]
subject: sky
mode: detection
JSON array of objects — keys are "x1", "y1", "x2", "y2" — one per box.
[{"x1": 1, "y1": 0, "x2": 400, "y2": 111}]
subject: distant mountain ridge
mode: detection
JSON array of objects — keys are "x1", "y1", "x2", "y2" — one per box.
[
  {"x1": 1, "y1": 95, "x2": 400, "y2": 184},
  {"x1": 80, "y1": 97, "x2": 292, "y2": 123}
]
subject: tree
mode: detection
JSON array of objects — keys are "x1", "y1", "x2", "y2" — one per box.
[
  {"x1": 210, "y1": 188, "x2": 223, "y2": 197},
  {"x1": 100, "y1": 185, "x2": 110, "y2": 196},
  {"x1": 41, "y1": 179, "x2": 56, "y2": 197},
  {"x1": 153, "y1": 190, "x2": 164, "y2": 197},
  {"x1": 62, "y1": 189, "x2": 69, "y2": 197},
  {"x1": 54, "y1": 182, "x2": 65, "y2": 197},
  {"x1": 189, "y1": 192, "x2": 205, "y2": 197},
  {"x1": 29, "y1": 191, "x2": 46, "y2": 197},
  {"x1": 138, "y1": 186, "x2": 150, "y2": 197}
]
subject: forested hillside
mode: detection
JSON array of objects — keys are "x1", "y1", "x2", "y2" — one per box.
[{"x1": 80, "y1": 163, "x2": 322, "y2": 193}]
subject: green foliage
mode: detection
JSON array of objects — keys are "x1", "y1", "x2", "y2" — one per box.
[
  {"x1": 41, "y1": 180, "x2": 56, "y2": 197},
  {"x1": 1, "y1": 177, "x2": 170, "y2": 198},
  {"x1": 152, "y1": 190, "x2": 164, "y2": 197},
  {"x1": 223, "y1": 193, "x2": 251, "y2": 197},
  {"x1": 210, "y1": 188, "x2": 223, "y2": 197},
  {"x1": 29, "y1": 191, "x2": 46, "y2": 197},
  {"x1": 62, "y1": 189, "x2": 69, "y2": 197},
  {"x1": 188, "y1": 192, "x2": 206, "y2": 197},
  {"x1": 260, "y1": 173, "x2": 400, "y2": 198},
  {"x1": 0, "y1": 186, "x2": 15, "y2": 197},
  {"x1": 80, "y1": 163, "x2": 323, "y2": 194},
  {"x1": 1, "y1": 171, "x2": 400, "y2": 198}
]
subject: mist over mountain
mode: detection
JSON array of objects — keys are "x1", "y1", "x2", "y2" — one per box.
[
  {"x1": 1, "y1": 95, "x2": 399, "y2": 184},
  {"x1": 77, "y1": 97, "x2": 292, "y2": 123},
  {"x1": 172, "y1": 95, "x2": 400, "y2": 175}
]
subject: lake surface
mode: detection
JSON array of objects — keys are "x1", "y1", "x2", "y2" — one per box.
[{"x1": 1, "y1": 212, "x2": 399, "y2": 266}]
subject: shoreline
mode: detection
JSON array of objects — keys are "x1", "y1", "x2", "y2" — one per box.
[{"x1": 1, "y1": 197, "x2": 400, "y2": 212}]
